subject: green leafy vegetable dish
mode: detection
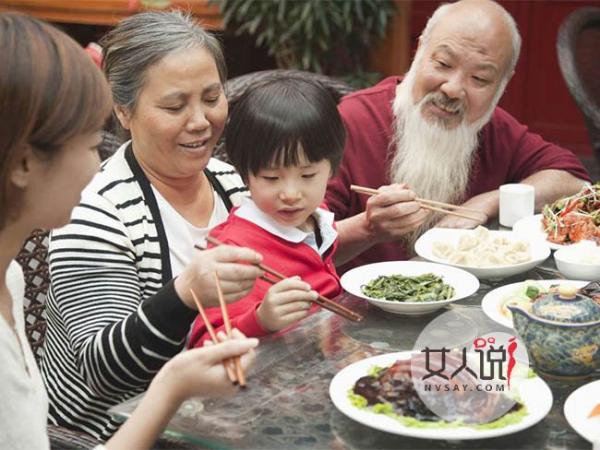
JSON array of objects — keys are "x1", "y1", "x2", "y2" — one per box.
[{"x1": 361, "y1": 273, "x2": 455, "y2": 302}]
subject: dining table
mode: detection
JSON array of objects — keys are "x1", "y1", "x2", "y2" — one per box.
[{"x1": 110, "y1": 253, "x2": 595, "y2": 450}]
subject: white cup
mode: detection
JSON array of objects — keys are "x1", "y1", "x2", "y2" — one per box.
[{"x1": 499, "y1": 183, "x2": 535, "y2": 228}]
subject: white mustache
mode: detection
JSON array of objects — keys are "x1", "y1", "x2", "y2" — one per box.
[{"x1": 423, "y1": 92, "x2": 465, "y2": 116}]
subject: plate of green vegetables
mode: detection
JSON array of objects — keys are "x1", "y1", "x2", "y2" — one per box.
[{"x1": 340, "y1": 261, "x2": 479, "y2": 315}]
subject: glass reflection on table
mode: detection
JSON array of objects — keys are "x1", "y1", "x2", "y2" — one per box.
[{"x1": 110, "y1": 258, "x2": 594, "y2": 450}]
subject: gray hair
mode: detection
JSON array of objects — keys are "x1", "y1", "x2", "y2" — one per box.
[
  {"x1": 420, "y1": 1, "x2": 521, "y2": 80},
  {"x1": 100, "y1": 10, "x2": 226, "y2": 113}
]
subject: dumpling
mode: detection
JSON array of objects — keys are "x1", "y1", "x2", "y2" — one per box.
[
  {"x1": 431, "y1": 226, "x2": 532, "y2": 268},
  {"x1": 457, "y1": 234, "x2": 479, "y2": 251},
  {"x1": 481, "y1": 251, "x2": 504, "y2": 266},
  {"x1": 449, "y1": 251, "x2": 471, "y2": 265},
  {"x1": 432, "y1": 241, "x2": 454, "y2": 259},
  {"x1": 508, "y1": 241, "x2": 529, "y2": 253},
  {"x1": 504, "y1": 251, "x2": 531, "y2": 264},
  {"x1": 493, "y1": 236, "x2": 511, "y2": 246},
  {"x1": 473, "y1": 226, "x2": 489, "y2": 241}
]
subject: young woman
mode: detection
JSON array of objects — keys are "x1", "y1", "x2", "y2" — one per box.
[{"x1": 0, "y1": 12, "x2": 258, "y2": 449}]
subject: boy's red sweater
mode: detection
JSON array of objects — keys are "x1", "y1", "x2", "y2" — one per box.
[{"x1": 188, "y1": 211, "x2": 341, "y2": 347}]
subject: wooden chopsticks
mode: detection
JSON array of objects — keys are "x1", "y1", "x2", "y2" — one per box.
[
  {"x1": 189, "y1": 288, "x2": 239, "y2": 385},
  {"x1": 200, "y1": 237, "x2": 363, "y2": 323},
  {"x1": 213, "y1": 273, "x2": 246, "y2": 386},
  {"x1": 350, "y1": 184, "x2": 487, "y2": 222}
]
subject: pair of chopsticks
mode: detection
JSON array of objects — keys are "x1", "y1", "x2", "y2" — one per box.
[
  {"x1": 200, "y1": 236, "x2": 363, "y2": 322},
  {"x1": 350, "y1": 185, "x2": 487, "y2": 222},
  {"x1": 189, "y1": 273, "x2": 246, "y2": 387}
]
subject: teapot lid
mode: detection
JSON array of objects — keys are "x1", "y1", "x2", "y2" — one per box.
[{"x1": 532, "y1": 285, "x2": 600, "y2": 323}]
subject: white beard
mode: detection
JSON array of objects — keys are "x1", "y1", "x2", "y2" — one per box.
[{"x1": 388, "y1": 62, "x2": 499, "y2": 251}]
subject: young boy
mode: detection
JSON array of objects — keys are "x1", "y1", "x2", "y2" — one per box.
[{"x1": 189, "y1": 78, "x2": 346, "y2": 346}]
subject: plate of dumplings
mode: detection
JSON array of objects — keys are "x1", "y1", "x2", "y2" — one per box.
[{"x1": 414, "y1": 226, "x2": 551, "y2": 279}]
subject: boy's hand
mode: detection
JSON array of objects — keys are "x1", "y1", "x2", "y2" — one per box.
[{"x1": 256, "y1": 276, "x2": 318, "y2": 332}]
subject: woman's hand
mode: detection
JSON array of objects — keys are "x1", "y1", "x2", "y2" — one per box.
[
  {"x1": 105, "y1": 330, "x2": 257, "y2": 450},
  {"x1": 175, "y1": 245, "x2": 264, "y2": 309},
  {"x1": 256, "y1": 276, "x2": 317, "y2": 332},
  {"x1": 153, "y1": 329, "x2": 258, "y2": 403},
  {"x1": 365, "y1": 184, "x2": 429, "y2": 242}
]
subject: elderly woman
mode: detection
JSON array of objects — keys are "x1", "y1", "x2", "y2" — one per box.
[
  {"x1": 0, "y1": 13, "x2": 257, "y2": 450},
  {"x1": 40, "y1": 11, "x2": 265, "y2": 440},
  {"x1": 41, "y1": 10, "x2": 424, "y2": 440}
]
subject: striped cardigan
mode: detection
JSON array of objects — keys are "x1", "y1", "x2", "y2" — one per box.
[{"x1": 40, "y1": 143, "x2": 248, "y2": 440}]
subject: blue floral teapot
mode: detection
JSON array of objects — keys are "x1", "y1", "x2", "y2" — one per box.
[{"x1": 508, "y1": 284, "x2": 600, "y2": 378}]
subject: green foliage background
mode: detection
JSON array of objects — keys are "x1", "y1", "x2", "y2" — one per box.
[{"x1": 215, "y1": 0, "x2": 396, "y2": 88}]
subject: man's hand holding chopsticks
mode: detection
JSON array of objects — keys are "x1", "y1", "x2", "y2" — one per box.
[{"x1": 364, "y1": 183, "x2": 429, "y2": 241}]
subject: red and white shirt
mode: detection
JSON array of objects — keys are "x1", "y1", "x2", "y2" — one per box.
[{"x1": 188, "y1": 198, "x2": 341, "y2": 347}]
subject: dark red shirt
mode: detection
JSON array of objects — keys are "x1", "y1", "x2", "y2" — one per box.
[{"x1": 326, "y1": 76, "x2": 590, "y2": 272}]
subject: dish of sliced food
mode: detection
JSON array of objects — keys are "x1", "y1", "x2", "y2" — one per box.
[
  {"x1": 329, "y1": 352, "x2": 552, "y2": 440},
  {"x1": 541, "y1": 182, "x2": 600, "y2": 245}
]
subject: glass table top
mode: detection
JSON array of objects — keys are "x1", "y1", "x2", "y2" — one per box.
[{"x1": 110, "y1": 258, "x2": 596, "y2": 450}]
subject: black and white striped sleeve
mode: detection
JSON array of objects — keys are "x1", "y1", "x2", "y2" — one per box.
[{"x1": 47, "y1": 193, "x2": 196, "y2": 397}]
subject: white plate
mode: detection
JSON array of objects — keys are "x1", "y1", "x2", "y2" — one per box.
[
  {"x1": 481, "y1": 279, "x2": 589, "y2": 329},
  {"x1": 564, "y1": 379, "x2": 600, "y2": 443},
  {"x1": 329, "y1": 351, "x2": 553, "y2": 440},
  {"x1": 340, "y1": 261, "x2": 479, "y2": 315},
  {"x1": 512, "y1": 214, "x2": 564, "y2": 250},
  {"x1": 414, "y1": 228, "x2": 551, "y2": 279}
]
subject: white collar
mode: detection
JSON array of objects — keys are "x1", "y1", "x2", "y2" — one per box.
[{"x1": 235, "y1": 197, "x2": 336, "y2": 254}]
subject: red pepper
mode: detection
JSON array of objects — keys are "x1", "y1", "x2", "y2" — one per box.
[{"x1": 560, "y1": 199, "x2": 580, "y2": 217}]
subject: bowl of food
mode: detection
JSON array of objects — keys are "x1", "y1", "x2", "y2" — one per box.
[
  {"x1": 554, "y1": 241, "x2": 600, "y2": 281},
  {"x1": 329, "y1": 351, "x2": 553, "y2": 440},
  {"x1": 513, "y1": 183, "x2": 600, "y2": 249},
  {"x1": 340, "y1": 261, "x2": 479, "y2": 315},
  {"x1": 414, "y1": 226, "x2": 551, "y2": 279}
]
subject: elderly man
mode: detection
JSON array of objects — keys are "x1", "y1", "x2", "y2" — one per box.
[{"x1": 329, "y1": 0, "x2": 589, "y2": 271}]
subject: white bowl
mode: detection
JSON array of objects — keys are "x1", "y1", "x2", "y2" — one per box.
[
  {"x1": 414, "y1": 228, "x2": 551, "y2": 280},
  {"x1": 340, "y1": 261, "x2": 479, "y2": 315},
  {"x1": 554, "y1": 244, "x2": 600, "y2": 281}
]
